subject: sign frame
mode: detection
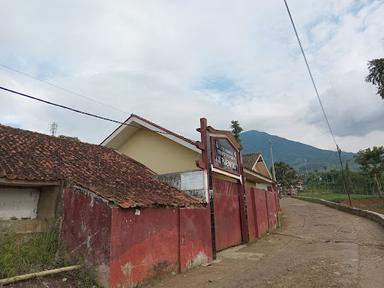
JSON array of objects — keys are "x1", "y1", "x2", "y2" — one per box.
[{"x1": 210, "y1": 136, "x2": 241, "y2": 176}]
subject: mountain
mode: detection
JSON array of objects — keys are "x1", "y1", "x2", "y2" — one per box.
[{"x1": 240, "y1": 130, "x2": 357, "y2": 172}]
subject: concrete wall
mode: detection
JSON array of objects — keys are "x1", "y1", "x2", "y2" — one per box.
[
  {"x1": 158, "y1": 170, "x2": 206, "y2": 200},
  {"x1": 0, "y1": 187, "x2": 40, "y2": 219},
  {"x1": 245, "y1": 186, "x2": 257, "y2": 240},
  {"x1": 109, "y1": 206, "x2": 212, "y2": 287},
  {"x1": 61, "y1": 186, "x2": 212, "y2": 288},
  {"x1": 179, "y1": 207, "x2": 212, "y2": 272},
  {"x1": 266, "y1": 190, "x2": 278, "y2": 228},
  {"x1": 109, "y1": 207, "x2": 179, "y2": 287},
  {"x1": 117, "y1": 128, "x2": 200, "y2": 174},
  {"x1": 0, "y1": 185, "x2": 61, "y2": 234},
  {"x1": 61, "y1": 187, "x2": 112, "y2": 287},
  {"x1": 295, "y1": 196, "x2": 384, "y2": 228},
  {"x1": 246, "y1": 187, "x2": 279, "y2": 240}
]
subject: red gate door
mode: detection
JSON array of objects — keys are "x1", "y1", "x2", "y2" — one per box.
[{"x1": 213, "y1": 178, "x2": 242, "y2": 251}]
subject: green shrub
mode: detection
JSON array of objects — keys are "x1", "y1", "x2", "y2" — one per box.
[{"x1": 0, "y1": 228, "x2": 60, "y2": 278}]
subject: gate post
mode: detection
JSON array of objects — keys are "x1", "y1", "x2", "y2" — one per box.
[
  {"x1": 239, "y1": 163, "x2": 250, "y2": 243},
  {"x1": 196, "y1": 118, "x2": 216, "y2": 259}
]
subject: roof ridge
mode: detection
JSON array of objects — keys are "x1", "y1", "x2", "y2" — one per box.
[{"x1": 101, "y1": 114, "x2": 197, "y2": 146}]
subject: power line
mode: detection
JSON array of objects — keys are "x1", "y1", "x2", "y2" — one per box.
[
  {"x1": 0, "y1": 85, "x2": 170, "y2": 135},
  {"x1": 0, "y1": 63, "x2": 129, "y2": 115},
  {"x1": 283, "y1": 0, "x2": 352, "y2": 206},
  {"x1": 283, "y1": 0, "x2": 338, "y2": 149}
]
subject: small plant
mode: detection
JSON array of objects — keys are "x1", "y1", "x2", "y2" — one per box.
[
  {"x1": 0, "y1": 228, "x2": 60, "y2": 278},
  {"x1": 75, "y1": 267, "x2": 101, "y2": 288}
]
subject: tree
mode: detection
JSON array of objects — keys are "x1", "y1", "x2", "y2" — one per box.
[
  {"x1": 274, "y1": 161, "x2": 300, "y2": 194},
  {"x1": 230, "y1": 120, "x2": 243, "y2": 143},
  {"x1": 355, "y1": 146, "x2": 384, "y2": 196},
  {"x1": 366, "y1": 58, "x2": 384, "y2": 100}
]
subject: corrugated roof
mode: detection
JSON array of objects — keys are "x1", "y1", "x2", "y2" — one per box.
[{"x1": 0, "y1": 124, "x2": 201, "y2": 208}]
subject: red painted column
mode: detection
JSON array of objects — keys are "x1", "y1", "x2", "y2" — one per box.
[
  {"x1": 265, "y1": 189, "x2": 270, "y2": 231},
  {"x1": 251, "y1": 188, "x2": 259, "y2": 238}
]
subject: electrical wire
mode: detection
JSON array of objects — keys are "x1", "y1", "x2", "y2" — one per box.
[
  {"x1": 283, "y1": 0, "x2": 352, "y2": 205},
  {"x1": 0, "y1": 85, "x2": 170, "y2": 135},
  {"x1": 283, "y1": 0, "x2": 338, "y2": 149},
  {"x1": 0, "y1": 63, "x2": 129, "y2": 115}
]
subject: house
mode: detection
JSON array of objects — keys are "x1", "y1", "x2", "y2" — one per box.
[
  {"x1": 102, "y1": 115, "x2": 280, "y2": 252},
  {"x1": 101, "y1": 114, "x2": 201, "y2": 175},
  {"x1": 102, "y1": 114, "x2": 207, "y2": 201},
  {"x1": 243, "y1": 153, "x2": 274, "y2": 190},
  {"x1": 0, "y1": 124, "x2": 212, "y2": 287}
]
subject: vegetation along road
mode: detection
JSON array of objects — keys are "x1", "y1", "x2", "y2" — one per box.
[{"x1": 149, "y1": 197, "x2": 384, "y2": 288}]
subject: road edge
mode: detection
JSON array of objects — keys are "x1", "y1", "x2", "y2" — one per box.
[{"x1": 293, "y1": 196, "x2": 384, "y2": 228}]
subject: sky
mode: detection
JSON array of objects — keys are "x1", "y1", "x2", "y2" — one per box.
[{"x1": 0, "y1": 0, "x2": 383, "y2": 152}]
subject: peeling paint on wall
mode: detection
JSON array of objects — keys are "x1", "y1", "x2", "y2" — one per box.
[
  {"x1": 187, "y1": 251, "x2": 208, "y2": 269},
  {"x1": 121, "y1": 262, "x2": 132, "y2": 277}
]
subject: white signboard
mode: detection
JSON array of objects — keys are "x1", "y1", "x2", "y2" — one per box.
[{"x1": 180, "y1": 170, "x2": 205, "y2": 191}]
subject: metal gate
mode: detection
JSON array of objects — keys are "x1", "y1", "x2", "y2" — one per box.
[{"x1": 212, "y1": 177, "x2": 242, "y2": 251}]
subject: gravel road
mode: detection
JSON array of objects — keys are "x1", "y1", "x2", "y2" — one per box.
[{"x1": 148, "y1": 197, "x2": 384, "y2": 288}]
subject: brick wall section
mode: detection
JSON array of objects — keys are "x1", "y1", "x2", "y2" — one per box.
[
  {"x1": 109, "y1": 207, "x2": 179, "y2": 287},
  {"x1": 179, "y1": 207, "x2": 212, "y2": 272},
  {"x1": 109, "y1": 207, "x2": 212, "y2": 287},
  {"x1": 61, "y1": 188, "x2": 213, "y2": 288},
  {"x1": 61, "y1": 187, "x2": 112, "y2": 286}
]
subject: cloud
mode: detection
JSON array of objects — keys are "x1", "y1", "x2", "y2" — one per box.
[{"x1": 0, "y1": 0, "x2": 383, "y2": 152}]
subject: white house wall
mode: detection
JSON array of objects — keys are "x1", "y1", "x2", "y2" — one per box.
[{"x1": 0, "y1": 188, "x2": 40, "y2": 219}]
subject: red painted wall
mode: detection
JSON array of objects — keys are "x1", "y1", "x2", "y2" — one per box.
[
  {"x1": 213, "y1": 178, "x2": 242, "y2": 251},
  {"x1": 245, "y1": 186, "x2": 257, "y2": 241},
  {"x1": 61, "y1": 187, "x2": 112, "y2": 284},
  {"x1": 179, "y1": 207, "x2": 212, "y2": 272},
  {"x1": 109, "y1": 208, "x2": 179, "y2": 287},
  {"x1": 266, "y1": 190, "x2": 278, "y2": 228},
  {"x1": 109, "y1": 206, "x2": 212, "y2": 287},
  {"x1": 254, "y1": 189, "x2": 269, "y2": 237}
]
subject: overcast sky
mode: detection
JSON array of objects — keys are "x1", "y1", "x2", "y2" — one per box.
[{"x1": 1, "y1": 0, "x2": 383, "y2": 152}]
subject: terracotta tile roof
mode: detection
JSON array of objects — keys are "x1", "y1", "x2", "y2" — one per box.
[
  {"x1": 242, "y1": 153, "x2": 261, "y2": 170},
  {"x1": 0, "y1": 124, "x2": 201, "y2": 208}
]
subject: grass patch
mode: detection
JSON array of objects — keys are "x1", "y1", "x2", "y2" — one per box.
[
  {"x1": 0, "y1": 228, "x2": 62, "y2": 279},
  {"x1": 297, "y1": 192, "x2": 377, "y2": 203},
  {"x1": 0, "y1": 228, "x2": 100, "y2": 287}
]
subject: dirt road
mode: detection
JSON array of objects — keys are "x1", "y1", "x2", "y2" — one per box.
[{"x1": 149, "y1": 198, "x2": 384, "y2": 288}]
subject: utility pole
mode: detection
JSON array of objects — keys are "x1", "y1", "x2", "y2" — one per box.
[
  {"x1": 50, "y1": 122, "x2": 58, "y2": 136},
  {"x1": 337, "y1": 146, "x2": 352, "y2": 206},
  {"x1": 269, "y1": 140, "x2": 276, "y2": 182}
]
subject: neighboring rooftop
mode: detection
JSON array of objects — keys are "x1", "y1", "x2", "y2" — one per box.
[
  {"x1": 242, "y1": 153, "x2": 261, "y2": 171},
  {"x1": 0, "y1": 124, "x2": 200, "y2": 208}
]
